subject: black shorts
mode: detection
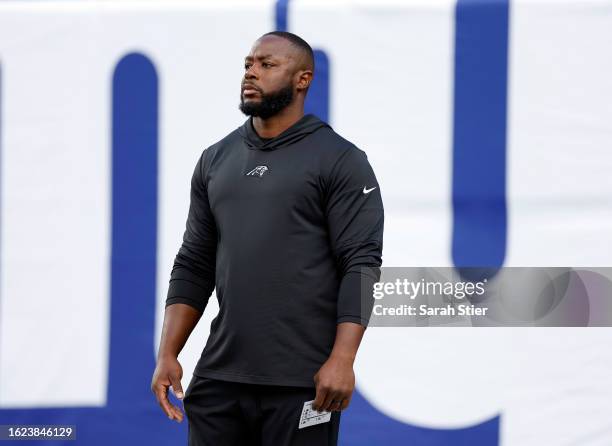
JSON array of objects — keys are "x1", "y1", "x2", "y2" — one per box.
[{"x1": 182, "y1": 375, "x2": 341, "y2": 446}]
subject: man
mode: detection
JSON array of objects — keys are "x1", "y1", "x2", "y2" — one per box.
[{"x1": 151, "y1": 31, "x2": 384, "y2": 446}]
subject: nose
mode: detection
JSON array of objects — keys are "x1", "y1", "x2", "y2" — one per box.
[{"x1": 245, "y1": 64, "x2": 258, "y2": 80}]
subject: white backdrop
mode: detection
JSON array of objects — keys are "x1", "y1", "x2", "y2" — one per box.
[{"x1": 0, "y1": 1, "x2": 611, "y2": 445}]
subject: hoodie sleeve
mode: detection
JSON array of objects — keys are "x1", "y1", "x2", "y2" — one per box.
[
  {"x1": 324, "y1": 146, "x2": 384, "y2": 327},
  {"x1": 165, "y1": 150, "x2": 218, "y2": 313}
]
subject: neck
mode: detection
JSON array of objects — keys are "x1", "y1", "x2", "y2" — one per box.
[{"x1": 252, "y1": 103, "x2": 305, "y2": 139}]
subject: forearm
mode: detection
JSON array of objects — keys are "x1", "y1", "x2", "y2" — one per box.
[
  {"x1": 157, "y1": 303, "x2": 202, "y2": 360},
  {"x1": 329, "y1": 322, "x2": 366, "y2": 364}
]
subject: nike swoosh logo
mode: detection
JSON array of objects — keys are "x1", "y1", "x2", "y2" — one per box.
[{"x1": 363, "y1": 186, "x2": 377, "y2": 194}]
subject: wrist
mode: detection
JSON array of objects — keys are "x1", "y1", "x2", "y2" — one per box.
[
  {"x1": 329, "y1": 350, "x2": 356, "y2": 365},
  {"x1": 157, "y1": 351, "x2": 179, "y2": 362}
]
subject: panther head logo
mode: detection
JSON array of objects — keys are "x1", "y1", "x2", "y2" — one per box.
[{"x1": 246, "y1": 165, "x2": 269, "y2": 178}]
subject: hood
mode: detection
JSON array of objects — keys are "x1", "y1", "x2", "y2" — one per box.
[{"x1": 239, "y1": 113, "x2": 331, "y2": 151}]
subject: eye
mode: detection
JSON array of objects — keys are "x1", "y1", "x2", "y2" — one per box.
[
  {"x1": 244, "y1": 63, "x2": 251, "y2": 70},
  {"x1": 262, "y1": 62, "x2": 272, "y2": 68}
]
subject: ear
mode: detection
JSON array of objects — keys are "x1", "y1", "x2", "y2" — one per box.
[{"x1": 296, "y1": 69, "x2": 313, "y2": 92}]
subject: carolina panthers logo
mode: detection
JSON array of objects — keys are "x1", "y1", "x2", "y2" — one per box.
[{"x1": 245, "y1": 165, "x2": 269, "y2": 178}]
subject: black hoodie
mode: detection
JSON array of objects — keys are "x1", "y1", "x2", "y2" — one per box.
[{"x1": 166, "y1": 113, "x2": 384, "y2": 387}]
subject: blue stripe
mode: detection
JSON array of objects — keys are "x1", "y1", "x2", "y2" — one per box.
[
  {"x1": 305, "y1": 49, "x2": 330, "y2": 123},
  {"x1": 108, "y1": 52, "x2": 159, "y2": 405},
  {"x1": 0, "y1": 52, "x2": 186, "y2": 445},
  {"x1": 275, "y1": 0, "x2": 331, "y2": 123},
  {"x1": 275, "y1": 0, "x2": 289, "y2": 31},
  {"x1": 452, "y1": 0, "x2": 509, "y2": 268}
]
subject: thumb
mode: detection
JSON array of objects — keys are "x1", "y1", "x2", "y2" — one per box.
[{"x1": 169, "y1": 375, "x2": 184, "y2": 400}]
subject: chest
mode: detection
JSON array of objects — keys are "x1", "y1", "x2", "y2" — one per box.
[{"x1": 207, "y1": 146, "x2": 326, "y2": 219}]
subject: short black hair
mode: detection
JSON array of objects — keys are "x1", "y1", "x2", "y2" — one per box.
[{"x1": 261, "y1": 31, "x2": 315, "y2": 72}]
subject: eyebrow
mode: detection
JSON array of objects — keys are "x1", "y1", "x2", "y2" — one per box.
[{"x1": 244, "y1": 54, "x2": 277, "y2": 61}]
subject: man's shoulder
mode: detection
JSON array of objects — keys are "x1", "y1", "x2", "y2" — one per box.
[
  {"x1": 199, "y1": 126, "x2": 243, "y2": 164},
  {"x1": 312, "y1": 126, "x2": 366, "y2": 160}
]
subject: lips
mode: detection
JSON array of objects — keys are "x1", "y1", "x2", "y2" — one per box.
[{"x1": 242, "y1": 84, "x2": 261, "y2": 96}]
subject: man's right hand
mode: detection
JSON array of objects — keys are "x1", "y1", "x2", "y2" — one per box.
[{"x1": 151, "y1": 356, "x2": 185, "y2": 423}]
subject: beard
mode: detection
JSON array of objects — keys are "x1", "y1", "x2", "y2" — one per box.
[{"x1": 239, "y1": 83, "x2": 294, "y2": 119}]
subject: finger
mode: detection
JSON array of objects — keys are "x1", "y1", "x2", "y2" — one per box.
[
  {"x1": 166, "y1": 398, "x2": 184, "y2": 422},
  {"x1": 171, "y1": 404, "x2": 184, "y2": 423},
  {"x1": 169, "y1": 375, "x2": 184, "y2": 400},
  {"x1": 339, "y1": 397, "x2": 350, "y2": 411},
  {"x1": 154, "y1": 384, "x2": 176, "y2": 420},
  {"x1": 321, "y1": 391, "x2": 340, "y2": 412},
  {"x1": 164, "y1": 391, "x2": 184, "y2": 421},
  {"x1": 313, "y1": 385, "x2": 328, "y2": 412},
  {"x1": 167, "y1": 403, "x2": 183, "y2": 422},
  {"x1": 331, "y1": 399, "x2": 344, "y2": 412}
]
